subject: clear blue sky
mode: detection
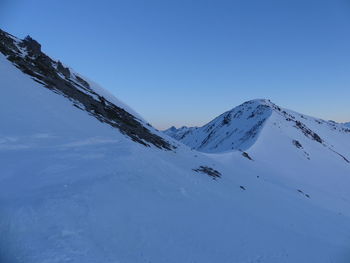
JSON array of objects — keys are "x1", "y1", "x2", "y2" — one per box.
[{"x1": 1, "y1": 0, "x2": 350, "y2": 129}]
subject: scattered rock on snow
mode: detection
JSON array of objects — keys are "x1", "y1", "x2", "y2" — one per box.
[
  {"x1": 297, "y1": 189, "x2": 310, "y2": 198},
  {"x1": 292, "y1": 140, "x2": 303, "y2": 149},
  {"x1": 193, "y1": 166, "x2": 221, "y2": 180},
  {"x1": 242, "y1": 151, "x2": 253, "y2": 161}
]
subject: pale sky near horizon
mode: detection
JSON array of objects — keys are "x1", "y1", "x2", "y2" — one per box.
[{"x1": 1, "y1": 0, "x2": 350, "y2": 129}]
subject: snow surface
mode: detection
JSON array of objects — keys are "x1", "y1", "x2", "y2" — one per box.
[{"x1": 1, "y1": 51, "x2": 350, "y2": 263}]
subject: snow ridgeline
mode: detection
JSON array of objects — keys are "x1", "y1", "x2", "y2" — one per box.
[
  {"x1": 0, "y1": 29, "x2": 174, "y2": 150},
  {"x1": 1, "y1": 28, "x2": 350, "y2": 263},
  {"x1": 164, "y1": 99, "x2": 350, "y2": 164}
]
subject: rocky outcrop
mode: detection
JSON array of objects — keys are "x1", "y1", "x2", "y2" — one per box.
[
  {"x1": 0, "y1": 29, "x2": 173, "y2": 150},
  {"x1": 193, "y1": 166, "x2": 221, "y2": 180}
]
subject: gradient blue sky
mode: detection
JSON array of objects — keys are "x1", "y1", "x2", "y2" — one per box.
[{"x1": 1, "y1": 0, "x2": 349, "y2": 129}]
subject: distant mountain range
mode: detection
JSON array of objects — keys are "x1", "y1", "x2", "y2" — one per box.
[{"x1": 1, "y1": 28, "x2": 350, "y2": 263}]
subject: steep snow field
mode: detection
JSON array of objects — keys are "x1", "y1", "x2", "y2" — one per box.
[{"x1": 1, "y1": 31, "x2": 350, "y2": 263}]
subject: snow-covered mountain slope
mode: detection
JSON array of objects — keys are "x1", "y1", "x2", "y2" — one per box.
[
  {"x1": 344, "y1": 122, "x2": 350, "y2": 128},
  {"x1": 1, "y1": 29, "x2": 350, "y2": 263},
  {"x1": 165, "y1": 99, "x2": 273, "y2": 151},
  {"x1": 164, "y1": 99, "x2": 350, "y2": 162},
  {"x1": 0, "y1": 29, "x2": 173, "y2": 150}
]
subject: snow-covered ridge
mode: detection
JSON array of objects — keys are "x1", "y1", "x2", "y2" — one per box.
[
  {"x1": 164, "y1": 99, "x2": 275, "y2": 152},
  {"x1": 164, "y1": 126, "x2": 197, "y2": 141},
  {"x1": 165, "y1": 99, "x2": 350, "y2": 163},
  {"x1": 0, "y1": 28, "x2": 173, "y2": 150},
  {"x1": 1, "y1": 28, "x2": 350, "y2": 263}
]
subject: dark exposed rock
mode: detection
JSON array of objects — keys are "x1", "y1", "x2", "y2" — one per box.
[
  {"x1": 21, "y1": 35, "x2": 41, "y2": 54},
  {"x1": 247, "y1": 105, "x2": 270, "y2": 119},
  {"x1": 277, "y1": 109, "x2": 323, "y2": 144},
  {"x1": 0, "y1": 33, "x2": 19, "y2": 55},
  {"x1": 193, "y1": 166, "x2": 221, "y2": 180},
  {"x1": 297, "y1": 189, "x2": 311, "y2": 198},
  {"x1": 222, "y1": 113, "x2": 231, "y2": 125},
  {"x1": 233, "y1": 110, "x2": 243, "y2": 118},
  {"x1": 304, "y1": 151, "x2": 310, "y2": 160},
  {"x1": 75, "y1": 75, "x2": 90, "y2": 88},
  {"x1": 292, "y1": 140, "x2": 303, "y2": 149},
  {"x1": 200, "y1": 130, "x2": 216, "y2": 148},
  {"x1": 242, "y1": 152, "x2": 253, "y2": 161},
  {"x1": 294, "y1": 121, "x2": 323, "y2": 144},
  {"x1": 57, "y1": 61, "x2": 71, "y2": 78},
  {"x1": 0, "y1": 29, "x2": 173, "y2": 151}
]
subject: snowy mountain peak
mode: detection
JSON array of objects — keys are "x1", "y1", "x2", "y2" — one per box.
[
  {"x1": 164, "y1": 99, "x2": 350, "y2": 164},
  {"x1": 2, "y1": 28, "x2": 350, "y2": 263},
  {"x1": 164, "y1": 99, "x2": 277, "y2": 151},
  {"x1": 164, "y1": 126, "x2": 198, "y2": 141},
  {"x1": 164, "y1": 125, "x2": 192, "y2": 133},
  {"x1": 0, "y1": 28, "x2": 174, "y2": 150},
  {"x1": 239, "y1": 98, "x2": 273, "y2": 106},
  {"x1": 228, "y1": 98, "x2": 283, "y2": 114}
]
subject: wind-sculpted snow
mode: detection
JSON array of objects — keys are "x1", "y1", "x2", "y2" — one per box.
[{"x1": 0, "y1": 29, "x2": 173, "y2": 150}]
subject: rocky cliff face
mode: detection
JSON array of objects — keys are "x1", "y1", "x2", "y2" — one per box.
[{"x1": 0, "y1": 29, "x2": 174, "y2": 150}]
